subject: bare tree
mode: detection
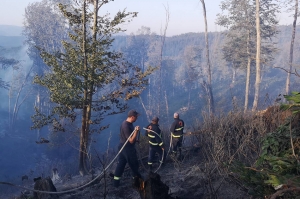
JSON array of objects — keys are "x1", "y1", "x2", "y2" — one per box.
[
  {"x1": 9, "y1": 66, "x2": 33, "y2": 131},
  {"x1": 23, "y1": 0, "x2": 69, "y2": 139},
  {"x1": 200, "y1": 0, "x2": 215, "y2": 115},
  {"x1": 183, "y1": 45, "x2": 202, "y2": 109},
  {"x1": 140, "y1": 5, "x2": 170, "y2": 120},
  {"x1": 158, "y1": 4, "x2": 170, "y2": 116},
  {"x1": 124, "y1": 26, "x2": 153, "y2": 121},
  {"x1": 285, "y1": 0, "x2": 299, "y2": 96},
  {"x1": 252, "y1": 0, "x2": 261, "y2": 111}
]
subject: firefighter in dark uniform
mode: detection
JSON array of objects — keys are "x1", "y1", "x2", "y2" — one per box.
[
  {"x1": 145, "y1": 116, "x2": 165, "y2": 170},
  {"x1": 170, "y1": 112, "x2": 184, "y2": 159},
  {"x1": 113, "y1": 109, "x2": 142, "y2": 188}
]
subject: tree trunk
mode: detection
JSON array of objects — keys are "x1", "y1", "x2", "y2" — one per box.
[
  {"x1": 158, "y1": 5, "x2": 169, "y2": 116},
  {"x1": 252, "y1": 0, "x2": 261, "y2": 111},
  {"x1": 164, "y1": 90, "x2": 170, "y2": 128},
  {"x1": 244, "y1": 29, "x2": 251, "y2": 113},
  {"x1": 79, "y1": 0, "x2": 88, "y2": 176},
  {"x1": 8, "y1": 85, "x2": 12, "y2": 131},
  {"x1": 285, "y1": 0, "x2": 298, "y2": 96},
  {"x1": 11, "y1": 67, "x2": 33, "y2": 129},
  {"x1": 232, "y1": 66, "x2": 236, "y2": 84},
  {"x1": 79, "y1": 0, "x2": 100, "y2": 176},
  {"x1": 200, "y1": 0, "x2": 214, "y2": 115}
]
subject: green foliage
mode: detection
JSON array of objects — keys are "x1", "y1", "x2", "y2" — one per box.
[
  {"x1": 258, "y1": 125, "x2": 291, "y2": 160},
  {"x1": 232, "y1": 120, "x2": 300, "y2": 197},
  {"x1": 231, "y1": 161, "x2": 274, "y2": 197},
  {"x1": 216, "y1": 0, "x2": 279, "y2": 69},
  {"x1": 229, "y1": 91, "x2": 300, "y2": 197},
  {"x1": 281, "y1": 92, "x2": 300, "y2": 114},
  {"x1": 30, "y1": 0, "x2": 156, "y2": 173},
  {"x1": 256, "y1": 125, "x2": 300, "y2": 175},
  {"x1": 32, "y1": 1, "x2": 155, "y2": 133}
]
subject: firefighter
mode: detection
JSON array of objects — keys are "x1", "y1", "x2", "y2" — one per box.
[
  {"x1": 145, "y1": 116, "x2": 165, "y2": 171},
  {"x1": 170, "y1": 112, "x2": 185, "y2": 160},
  {"x1": 113, "y1": 109, "x2": 142, "y2": 188}
]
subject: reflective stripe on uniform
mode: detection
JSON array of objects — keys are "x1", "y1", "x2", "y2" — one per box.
[
  {"x1": 159, "y1": 142, "x2": 163, "y2": 146},
  {"x1": 148, "y1": 162, "x2": 153, "y2": 165},
  {"x1": 147, "y1": 134, "x2": 155, "y2": 138},
  {"x1": 114, "y1": 176, "x2": 120, "y2": 180},
  {"x1": 149, "y1": 141, "x2": 158, "y2": 145},
  {"x1": 171, "y1": 133, "x2": 182, "y2": 138},
  {"x1": 175, "y1": 127, "x2": 184, "y2": 131}
]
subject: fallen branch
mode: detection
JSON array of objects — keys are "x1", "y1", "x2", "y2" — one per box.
[{"x1": 270, "y1": 187, "x2": 300, "y2": 199}]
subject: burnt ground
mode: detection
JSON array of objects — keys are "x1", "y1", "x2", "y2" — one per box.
[{"x1": 6, "y1": 146, "x2": 249, "y2": 199}]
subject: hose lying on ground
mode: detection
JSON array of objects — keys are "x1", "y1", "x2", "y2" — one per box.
[{"x1": 0, "y1": 130, "x2": 136, "y2": 195}]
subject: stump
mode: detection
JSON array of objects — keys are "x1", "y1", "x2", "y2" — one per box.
[
  {"x1": 33, "y1": 177, "x2": 59, "y2": 199},
  {"x1": 137, "y1": 172, "x2": 175, "y2": 199}
]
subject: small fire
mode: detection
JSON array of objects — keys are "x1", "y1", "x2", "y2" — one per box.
[{"x1": 140, "y1": 179, "x2": 145, "y2": 190}]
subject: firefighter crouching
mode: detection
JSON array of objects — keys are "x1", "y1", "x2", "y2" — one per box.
[
  {"x1": 170, "y1": 112, "x2": 185, "y2": 160},
  {"x1": 145, "y1": 116, "x2": 165, "y2": 170}
]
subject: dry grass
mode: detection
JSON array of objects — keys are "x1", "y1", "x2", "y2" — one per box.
[{"x1": 170, "y1": 106, "x2": 296, "y2": 198}]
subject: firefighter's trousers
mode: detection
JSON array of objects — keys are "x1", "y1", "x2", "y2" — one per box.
[
  {"x1": 172, "y1": 136, "x2": 183, "y2": 155},
  {"x1": 114, "y1": 145, "x2": 141, "y2": 183},
  {"x1": 148, "y1": 145, "x2": 165, "y2": 165}
]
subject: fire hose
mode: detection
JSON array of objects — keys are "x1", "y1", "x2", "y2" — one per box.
[
  {"x1": 142, "y1": 127, "x2": 165, "y2": 173},
  {"x1": 0, "y1": 129, "x2": 137, "y2": 195}
]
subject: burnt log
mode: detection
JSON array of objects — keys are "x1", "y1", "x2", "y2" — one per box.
[
  {"x1": 137, "y1": 172, "x2": 175, "y2": 199},
  {"x1": 33, "y1": 177, "x2": 59, "y2": 199}
]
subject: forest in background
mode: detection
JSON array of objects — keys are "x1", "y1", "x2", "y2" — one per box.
[{"x1": 0, "y1": 23, "x2": 299, "y2": 188}]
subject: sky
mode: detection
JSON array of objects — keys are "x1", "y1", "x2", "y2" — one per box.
[{"x1": 0, "y1": 0, "x2": 294, "y2": 36}]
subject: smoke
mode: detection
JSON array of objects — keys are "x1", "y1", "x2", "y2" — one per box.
[{"x1": 0, "y1": 44, "x2": 33, "y2": 110}]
